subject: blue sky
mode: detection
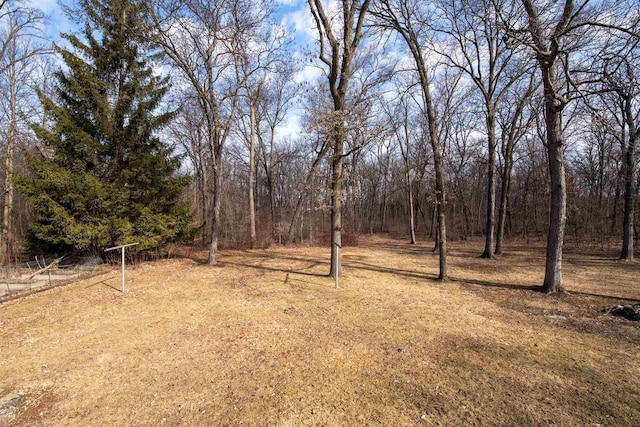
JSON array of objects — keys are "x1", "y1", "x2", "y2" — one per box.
[
  {"x1": 30, "y1": 0, "x2": 322, "y2": 83},
  {"x1": 25, "y1": 0, "x2": 330, "y2": 141},
  {"x1": 28, "y1": 0, "x2": 75, "y2": 41},
  {"x1": 31, "y1": 0, "x2": 316, "y2": 49}
]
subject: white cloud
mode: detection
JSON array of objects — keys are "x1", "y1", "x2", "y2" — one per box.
[
  {"x1": 27, "y1": 0, "x2": 58, "y2": 13},
  {"x1": 274, "y1": 0, "x2": 300, "y2": 5},
  {"x1": 293, "y1": 62, "x2": 323, "y2": 84},
  {"x1": 280, "y1": 5, "x2": 316, "y2": 42},
  {"x1": 24, "y1": 0, "x2": 75, "y2": 41},
  {"x1": 274, "y1": 113, "x2": 302, "y2": 141}
]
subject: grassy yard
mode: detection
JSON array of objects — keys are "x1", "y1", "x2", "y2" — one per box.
[{"x1": 1, "y1": 236, "x2": 639, "y2": 426}]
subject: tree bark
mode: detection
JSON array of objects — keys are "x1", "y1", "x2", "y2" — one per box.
[
  {"x1": 495, "y1": 144, "x2": 513, "y2": 255},
  {"x1": 0, "y1": 68, "x2": 16, "y2": 265},
  {"x1": 543, "y1": 102, "x2": 566, "y2": 293},
  {"x1": 408, "y1": 173, "x2": 417, "y2": 244},
  {"x1": 520, "y1": 0, "x2": 575, "y2": 293},
  {"x1": 208, "y1": 161, "x2": 222, "y2": 265},
  {"x1": 481, "y1": 111, "x2": 497, "y2": 258},
  {"x1": 372, "y1": 0, "x2": 447, "y2": 278},
  {"x1": 329, "y1": 130, "x2": 344, "y2": 277},
  {"x1": 249, "y1": 102, "x2": 257, "y2": 248},
  {"x1": 621, "y1": 104, "x2": 638, "y2": 260}
]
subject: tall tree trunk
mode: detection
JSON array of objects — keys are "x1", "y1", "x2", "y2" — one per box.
[
  {"x1": 208, "y1": 150, "x2": 222, "y2": 265},
  {"x1": 521, "y1": 0, "x2": 575, "y2": 293},
  {"x1": 543, "y1": 106, "x2": 566, "y2": 293},
  {"x1": 0, "y1": 71, "x2": 16, "y2": 265},
  {"x1": 372, "y1": 4, "x2": 449, "y2": 269},
  {"x1": 433, "y1": 147, "x2": 447, "y2": 279},
  {"x1": 201, "y1": 163, "x2": 210, "y2": 241},
  {"x1": 257, "y1": 132, "x2": 277, "y2": 242},
  {"x1": 621, "y1": 110, "x2": 638, "y2": 260},
  {"x1": 307, "y1": 0, "x2": 371, "y2": 278},
  {"x1": 481, "y1": 111, "x2": 497, "y2": 258},
  {"x1": 249, "y1": 102, "x2": 257, "y2": 248},
  {"x1": 495, "y1": 76, "x2": 535, "y2": 255},
  {"x1": 495, "y1": 148, "x2": 513, "y2": 255},
  {"x1": 329, "y1": 124, "x2": 345, "y2": 278},
  {"x1": 408, "y1": 173, "x2": 416, "y2": 244}
]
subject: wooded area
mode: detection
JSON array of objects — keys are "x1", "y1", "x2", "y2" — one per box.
[{"x1": 1, "y1": 0, "x2": 639, "y2": 293}]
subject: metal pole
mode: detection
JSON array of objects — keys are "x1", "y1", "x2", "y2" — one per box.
[
  {"x1": 121, "y1": 247, "x2": 125, "y2": 293},
  {"x1": 334, "y1": 243, "x2": 340, "y2": 289},
  {"x1": 104, "y1": 243, "x2": 138, "y2": 295}
]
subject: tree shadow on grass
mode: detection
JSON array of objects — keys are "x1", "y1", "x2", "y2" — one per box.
[
  {"x1": 222, "y1": 259, "x2": 328, "y2": 278},
  {"x1": 226, "y1": 251, "x2": 537, "y2": 289},
  {"x1": 205, "y1": 250, "x2": 640, "y2": 303},
  {"x1": 349, "y1": 259, "x2": 640, "y2": 302},
  {"x1": 222, "y1": 259, "x2": 336, "y2": 290},
  {"x1": 84, "y1": 277, "x2": 121, "y2": 292},
  {"x1": 562, "y1": 290, "x2": 640, "y2": 303},
  {"x1": 448, "y1": 276, "x2": 543, "y2": 292}
]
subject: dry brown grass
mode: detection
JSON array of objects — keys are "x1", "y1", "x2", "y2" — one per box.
[{"x1": 1, "y1": 235, "x2": 639, "y2": 426}]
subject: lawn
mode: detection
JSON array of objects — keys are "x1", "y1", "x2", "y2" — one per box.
[{"x1": 1, "y1": 236, "x2": 639, "y2": 426}]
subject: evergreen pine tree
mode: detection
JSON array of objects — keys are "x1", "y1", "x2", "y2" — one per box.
[{"x1": 17, "y1": 0, "x2": 191, "y2": 254}]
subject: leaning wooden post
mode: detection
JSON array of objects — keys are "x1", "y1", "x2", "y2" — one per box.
[{"x1": 105, "y1": 243, "x2": 139, "y2": 293}]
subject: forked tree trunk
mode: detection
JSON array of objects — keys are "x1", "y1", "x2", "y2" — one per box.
[
  {"x1": 521, "y1": 0, "x2": 575, "y2": 293},
  {"x1": 307, "y1": 0, "x2": 371, "y2": 279}
]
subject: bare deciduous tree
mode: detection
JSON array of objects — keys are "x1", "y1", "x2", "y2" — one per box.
[
  {"x1": 372, "y1": 0, "x2": 449, "y2": 280},
  {"x1": 0, "y1": 2, "x2": 46, "y2": 264},
  {"x1": 147, "y1": 0, "x2": 270, "y2": 264},
  {"x1": 254, "y1": 65, "x2": 297, "y2": 242},
  {"x1": 601, "y1": 52, "x2": 640, "y2": 260},
  {"x1": 512, "y1": 0, "x2": 639, "y2": 291},
  {"x1": 438, "y1": 0, "x2": 531, "y2": 258},
  {"x1": 307, "y1": 0, "x2": 372, "y2": 278},
  {"x1": 495, "y1": 71, "x2": 539, "y2": 254}
]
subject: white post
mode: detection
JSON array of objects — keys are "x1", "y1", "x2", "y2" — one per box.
[
  {"x1": 334, "y1": 242, "x2": 341, "y2": 289},
  {"x1": 105, "y1": 243, "x2": 139, "y2": 293},
  {"x1": 121, "y1": 246, "x2": 125, "y2": 292}
]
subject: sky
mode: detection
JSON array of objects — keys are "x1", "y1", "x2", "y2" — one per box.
[
  {"x1": 27, "y1": 0, "x2": 75, "y2": 40},
  {"x1": 24, "y1": 0, "x2": 326, "y2": 141},
  {"x1": 30, "y1": 0, "x2": 318, "y2": 62},
  {"x1": 29, "y1": 0, "x2": 325, "y2": 98}
]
